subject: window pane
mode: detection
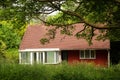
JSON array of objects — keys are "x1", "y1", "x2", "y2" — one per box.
[
  {"x1": 80, "y1": 50, "x2": 84, "y2": 58},
  {"x1": 45, "y1": 51, "x2": 54, "y2": 63},
  {"x1": 91, "y1": 50, "x2": 95, "y2": 58},
  {"x1": 21, "y1": 52, "x2": 30, "y2": 64},
  {"x1": 85, "y1": 50, "x2": 90, "y2": 58},
  {"x1": 37, "y1": 52, "x2": 43, "y2": 63},
  {"x1": 26, "y1": 52, "x2": 30, "y2": 63},
  {"x1": 21, "y1": 52, "x2": 26, "y2": 63}
]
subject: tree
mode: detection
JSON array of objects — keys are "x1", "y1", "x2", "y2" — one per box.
[
  {"x1": 0, "y1": 0, "x2": 120, "y2": 43},
  {"x1": 0, "y1": 21, "x2": 23, "y2": 49}
]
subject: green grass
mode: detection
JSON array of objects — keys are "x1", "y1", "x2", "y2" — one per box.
[{"x1": 0, "y1": 62, "x2": 120, "y2": 80}]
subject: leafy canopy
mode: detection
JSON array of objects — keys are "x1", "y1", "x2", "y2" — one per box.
[
  {"x1": 0, "y1": 0, "x2": 120, "y2": 44},
  {"x1": 0, "y1": 21, "x2": 26, "y2": 49}
]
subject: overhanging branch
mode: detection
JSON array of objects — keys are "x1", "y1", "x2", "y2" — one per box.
[{"x1": 48, "y1": 1, "x2": 120, "y2": 30}]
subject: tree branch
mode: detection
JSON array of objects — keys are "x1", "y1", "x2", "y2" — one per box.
[
  {"x1": 90, "y1": 27, "x2": 94, "y2": 40},
  {"x1": 36, "y1": 15, "x2": 82, "y2": 27},
  {"x1": 48, "y1": 1, "x2": 120, "y2": 30},
  {"x1": 34, "y1": 9, "x2": 56, "y2": 14},
  {"x1": 36, "y1": 16, "x2": 47, "y2": 24},
  {"x1": 76, "y1": 25, "x2": 87, "y2": 35},
  {"x1": 74, "y1": 2, "x2": 81, "y2": 12}
]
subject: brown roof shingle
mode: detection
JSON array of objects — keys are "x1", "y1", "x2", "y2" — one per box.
[{"x1": 19, "y1": 23, "x2": 110, "y2": 50}]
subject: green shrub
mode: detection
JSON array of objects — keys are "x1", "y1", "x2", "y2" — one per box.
[
  {"x1": 4, "y1": 48, "x2": 19, "y2": 63},
  {"x1": 0, "y1": 62, "x2": 120, "y2": 80}
]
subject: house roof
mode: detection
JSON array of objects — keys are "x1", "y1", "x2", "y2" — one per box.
[{"x1": 19, "y1": 23, "x2": 110, "y2": 51}]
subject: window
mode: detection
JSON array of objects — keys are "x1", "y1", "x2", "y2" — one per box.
[
  {"x1": 80, "y1": 50, "x2": 96, "y2": 59},
  {"x1": 20, "y1": 51, "x2": 60, "y2": 64},
  {"x1": 44, "y1": 51, "x2": 59, "y2": 64},
  {"x1": 33, "y1": 52, "x2": 43, "y2": 64},
  {"x1": 38, "y1": 52, "x2": 43, "y2": 63},
  {"x1": 21, "y1": 52, "x2": 30, "y2": 64},
  {"x1": 45, "y1": 51, "x2": 55, "y2": 63}
]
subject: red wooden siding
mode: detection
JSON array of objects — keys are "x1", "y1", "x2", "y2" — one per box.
[{"x1": 67, "y1": 50, "x2": 108, "y2": 67}]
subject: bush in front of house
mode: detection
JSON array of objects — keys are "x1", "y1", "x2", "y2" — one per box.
[
  {"x1": 0, "y1": 62, "x2": 120, "y2": 80},
  {"x1": 0, "y1": 63, "x2": 50, "y2": 80},
  {"x1": 4, "y1": 48, "x2": 19, "y2": 63}
]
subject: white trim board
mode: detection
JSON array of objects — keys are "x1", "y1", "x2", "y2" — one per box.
[{"x1": 19, "y1": 48, "x2": 60, "y2": 52}]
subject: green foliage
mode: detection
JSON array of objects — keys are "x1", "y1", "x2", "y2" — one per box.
[
  {"x1": 0, "y1": 64, "x2": 50, "y2": 80},
  {"x1": 108, "y1": 29, "x2": 120, "y2": 41},
  {"x1": 40, "y1": 38, "x2": 49, "y2": 45},
  {"x1": 0, "y1": 21, "x2": 25, "y2": 49},
  {"x1": 0, "y1": 0, "x2": 120, "y2": 47},
  {"x1": 0, "y1": 62, "x2": 120, "y2": 80},
  {"x1": 0, "y1": 40, "x2": 6, "y2": 58},
  {"x1": 47, "y1": 12, "x2": 80, "y2": 26},
  {"x1": 76, "y1": 27, "x2": 94, "y2": 45},
  {"x1": 0, "y1": 0, "x2": 120, "y2": 43},
  {"x1": 0, "y1": 21, "x2": 25, "y2": 61},
  {"x1": 47, "y1": 0, "x2": 120, "y2": 41},
  {"x1": 4, "y1": 48, "x2": 19, "y2": 63}
]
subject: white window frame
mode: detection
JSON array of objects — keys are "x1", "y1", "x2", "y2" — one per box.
[{"x1": 79, "y1": 50, "x2": 96, "y2": 59}]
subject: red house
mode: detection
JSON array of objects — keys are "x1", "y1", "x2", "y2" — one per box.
[{"x1": 19, "y1": 23, "x2": 110, "y2": 67}]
